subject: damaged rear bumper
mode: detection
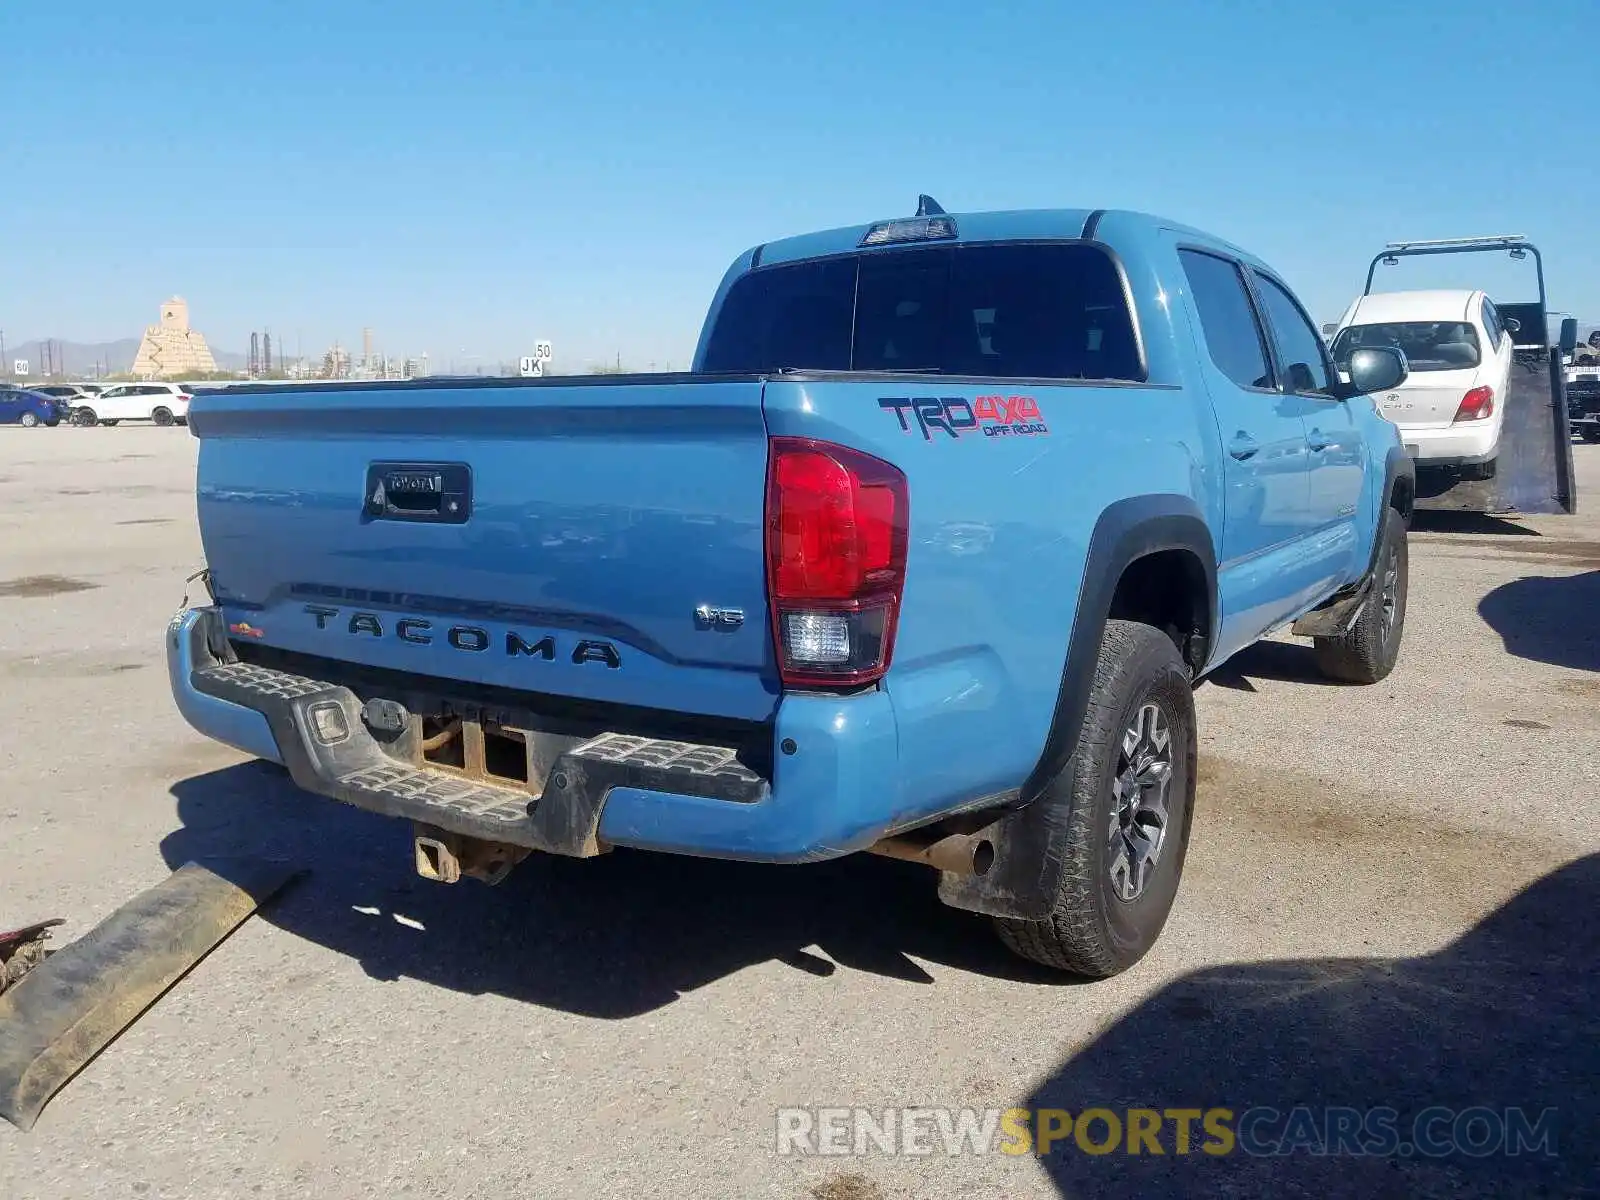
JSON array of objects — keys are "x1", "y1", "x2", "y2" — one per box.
[{"x1": 166, "y1": 606, "x2": 904, "y2": 863}]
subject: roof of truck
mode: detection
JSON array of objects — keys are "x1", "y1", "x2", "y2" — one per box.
[{"x1": 749, "y1": 207, "x2": 1260, "y2": 271}]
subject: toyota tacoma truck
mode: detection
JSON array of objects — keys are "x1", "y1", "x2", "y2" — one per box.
[{"x1": 168, "y1": 201, "x2": 1415, "y2": 977}]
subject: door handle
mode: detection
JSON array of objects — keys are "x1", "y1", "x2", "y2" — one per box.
[
  {"x1": 1227, "y1": 432, "x2": 1260, "y2": 460},
  {"x1": 364, "y1": 462, "x2": 473, "y2": 524},
  {"x1": 1306, "y1": 429, "x2": 1332, "y2": 452}
]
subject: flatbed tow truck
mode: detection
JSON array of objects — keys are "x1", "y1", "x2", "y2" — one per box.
[{"x1": 1361, "y1": 235, "x2": 1579, "y2": 516}]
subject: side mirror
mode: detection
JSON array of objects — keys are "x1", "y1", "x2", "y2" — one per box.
[
  {"x1": 1503, "y1": 317, "x2": 1522, "y2": 334},
  {"x1": 1559, "y1": 317, "x2": 1579, "y2": 355},
  {"x1": 1345, "y1": 346, "x2": 1408, "y2": 396}
]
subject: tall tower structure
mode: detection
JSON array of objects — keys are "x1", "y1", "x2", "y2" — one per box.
[{"x1": 131, "y1": 297, "x2": 218, "y2": 377}]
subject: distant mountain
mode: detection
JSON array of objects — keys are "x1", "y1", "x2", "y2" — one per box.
[
  {"x1": 3, "y1": 338, "x2": 139, "y2": 377},
  {"x1": 2, "y1": 337, "x2": 247, "y2": 377}
]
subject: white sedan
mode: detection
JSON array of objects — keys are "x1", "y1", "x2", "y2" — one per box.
[{"x1": 1329, "y1": 289, "x2": 1513, "y2": 477}]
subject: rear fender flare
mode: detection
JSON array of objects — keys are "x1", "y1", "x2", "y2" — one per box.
[{"x1": 937, "y1": 494, "x2": 1216, "y2": 920}]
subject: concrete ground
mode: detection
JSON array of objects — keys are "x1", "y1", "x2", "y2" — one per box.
[{"x1": 0, "y1": 426, "x2": 1595, "y2": 1198}]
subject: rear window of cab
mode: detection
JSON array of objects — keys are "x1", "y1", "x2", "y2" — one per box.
[
  {"x1": 1331, "y1": 321, "x2": 1482, "y2": 373},
  {"x1": 701, "y1": 242, "x2": 1144, "y2": 381}
]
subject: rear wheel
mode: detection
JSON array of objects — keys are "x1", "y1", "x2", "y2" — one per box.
[
  {"x1": 993, "y1": 620, "x2": 1197, "y2": 977},
  {"x1": 152, "y1": 406, "x2": 174, "y2": 426},
  {"x1": 18, "y1": 411, "x2": 39, "y2": 428},
  {"x1": 1582, "y1": 426, "x2": 1600, "y2": 444},
  {"x1": 1313, "y1": 506, "x2": 1408, "y2": 684}
]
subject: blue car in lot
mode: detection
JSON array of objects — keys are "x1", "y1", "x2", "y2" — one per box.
[{"x1": 0, "y1": 387, "x2": 64, "y2": 428}]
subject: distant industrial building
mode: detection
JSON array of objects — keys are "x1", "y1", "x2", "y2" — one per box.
[{"x1": 131, "y1": 297, "x2": 217, "y2": 377}]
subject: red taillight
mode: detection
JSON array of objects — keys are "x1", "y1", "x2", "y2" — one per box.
[
  {"x1": 1454, "y1": 386, "x2": 1494, "y2": 422},
  {"x1": 765, "y1": 438, "x2": 908, "y2": 688}
]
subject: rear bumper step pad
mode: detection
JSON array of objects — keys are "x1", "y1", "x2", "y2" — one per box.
[{"x1": 182, "y1": 616, "x2": 768, "y2": 856}]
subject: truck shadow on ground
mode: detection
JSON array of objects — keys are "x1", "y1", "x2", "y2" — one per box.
[
  {"x1": 1478, "y1": 570, "x2": 1600, "y2": 673},
  {"x1": 162, "y1": 763, "x2": 1066, "y2": 1018},
  {"x1": 1204, "y1": 640, "x2": 1337, "y2": 691},
  {"x1": 1408, "y1": 511, "x2": 1543, "y2": 537},
  {"x1": 1027, "y1": 853, "x2": 1599, "y2": 1198}
]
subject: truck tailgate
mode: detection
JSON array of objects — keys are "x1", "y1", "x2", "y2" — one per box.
[{"x1": 189, "y1": 378, "x2": 778, "y2": 721}]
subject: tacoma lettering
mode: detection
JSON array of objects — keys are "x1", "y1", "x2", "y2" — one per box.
[
  {"x1": 349, "y1": 613, "x2": 384, "y2": 637},
  {"x1": 301, "y1": 605, "x2": 617, "y2": 665}
]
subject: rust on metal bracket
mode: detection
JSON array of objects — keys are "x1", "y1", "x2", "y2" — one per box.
[
  {"x1": 413, "y1": 823, "x2": 531, "y2": 886},
  {"x1": 0, "y1": 920, "x2": 65, "y2": 996}
]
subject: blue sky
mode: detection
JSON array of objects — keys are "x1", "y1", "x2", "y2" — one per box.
[{"x1": 4, "y1": 0, "x2": 1595, "y2": 370}]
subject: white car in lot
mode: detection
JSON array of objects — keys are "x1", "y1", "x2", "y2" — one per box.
[
  {"x1": 1329, "y1": 289, "x2": 1513, "y2": 477},
  {"x1": 73, "y1": 382, "x2": 192, "y2": 427}
]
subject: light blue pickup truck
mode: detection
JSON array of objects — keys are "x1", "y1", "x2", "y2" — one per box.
[{"x1": 168, "y1": 200, "x2": 1414, "y2": 976}]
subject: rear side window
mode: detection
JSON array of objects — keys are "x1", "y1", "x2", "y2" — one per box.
[
  {"x1": 1481, "y1": 298, "x2": 1503, "y2": 349},
  {"x1": 701, "y1": 243, "x2": 1143, "y2": 381},
  {"x1": 1178, "y1": 250, "x2": 1272, "y2": 390},
  {"x1": 1253, "y1": 273, "x2": 1333, "y2": 394}
]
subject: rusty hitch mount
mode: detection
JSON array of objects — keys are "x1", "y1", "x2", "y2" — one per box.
[{"x1": 413, "y1": 823, "x2": 530, "y2": 886}]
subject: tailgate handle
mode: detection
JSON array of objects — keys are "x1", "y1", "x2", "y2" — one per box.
[{"x1": 365, "y1": 462, "x2": 472, "y2": 524}]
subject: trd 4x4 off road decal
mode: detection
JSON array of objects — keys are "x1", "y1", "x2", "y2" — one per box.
[{"x1": 878, "y1": 396, "x2": 1049, "y2": 441}]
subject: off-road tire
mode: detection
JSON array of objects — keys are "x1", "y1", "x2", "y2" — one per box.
[
  {"x1": 1313, "y1": 506, "x2": 1408, "y2": 684},
  {"x1": 152, "y1": 406, "x2": 174, "y2": 426},
  {"x1": 993, "y1": 620, "x2": 1197, "y2": 977}
]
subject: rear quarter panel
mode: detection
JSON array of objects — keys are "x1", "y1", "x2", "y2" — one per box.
[
  {"x1": 760, "y1": 226, "x2": 1224, "y2": 829},
  {"x1": 763, "y1": 330, "x2": 1215, "y2": 826}
]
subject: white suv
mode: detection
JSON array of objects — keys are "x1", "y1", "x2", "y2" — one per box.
[
  {"x1": 1329, "y1": 289, "x2": 1513, "y2": 477},
  {"x1": 74, "y1": 383, "x2": 192, "y2": 427}
]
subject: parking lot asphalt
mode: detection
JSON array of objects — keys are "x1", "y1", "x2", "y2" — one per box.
[{"x1": 0, "y1": 427, "x2": 1596, "y2": 1199}]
